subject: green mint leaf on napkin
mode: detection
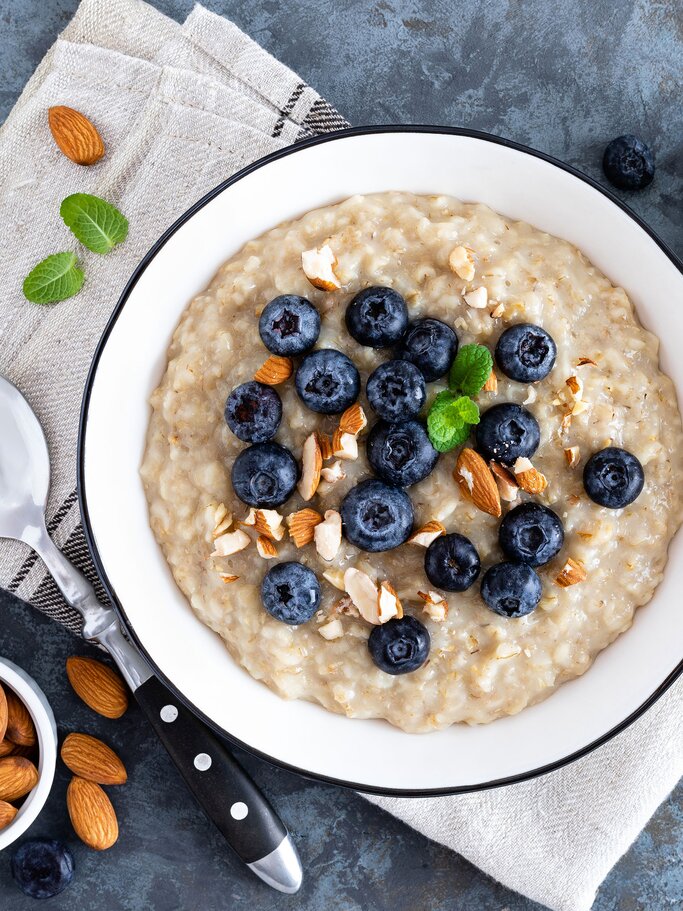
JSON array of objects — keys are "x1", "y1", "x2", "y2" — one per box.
[
  {"x1": 427, "y1": 391, "x2": 479, "y2": 452},
  {"x1": 22, "y1": 252, "x2": 84, "y2": 304},
  {"x1": 60, "y1": 193, "x2": 128, "y2": 254},
  {"x1": 449, "y1": 344, "x2": 493, "y2": 396}
]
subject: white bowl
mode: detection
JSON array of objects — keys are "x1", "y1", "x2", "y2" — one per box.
[
  {"x1": 78, "y1": 127, "x2": 683, "y2": 794},
  {"x1": 0, "y1": 658, "x2": 57, "y2": 849}
]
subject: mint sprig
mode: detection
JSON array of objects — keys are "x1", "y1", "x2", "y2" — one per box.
[
  {"x1": 60, "y1": 193, "x2": 128, "y2": 254},
  {"x1": 449, "y1": 344, "x2": 493, "y2": 396},
  {"x1": 22, "y1": 252, "x2": 84, "y2": 304},
  {"x1": 427, "y1": 343, "x2": 492, "y2": 453}
]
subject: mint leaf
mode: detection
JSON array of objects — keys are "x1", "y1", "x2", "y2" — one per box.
[
  {"x1": 449, "y1": 344, "x2": 494, "y2": 397},
  {"x1": 60, "y1": 193, "x2": 128, "y2": 254},
  {"x1": 427, "y1": 391, "x2": 478, "y2": 452},
  {"x1": 22, "y1": 252, "x2": 84, "y2": 304}
]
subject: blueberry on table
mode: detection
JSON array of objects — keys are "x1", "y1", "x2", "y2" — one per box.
[
  {"x1": 368, "y1": 615, "x2": 430, "y2": 675},
  {"x1": 366, "y1": 419, "x2": 439, "y2": 487},
  {"x1": 340, "y1": 479, "x2": 414, "y2": 552},
  {"x1": 499, "y1": 502, "x2": 564, "y2": 567},
  {"x1": 366, "y1": 359, "x2": 426, "y2": 423},
  {"x1": 224, "y1": 380, "x2": 282, "y2": 443},
  {"x1": 261, "y1": 561, "x2": 321, "y2": 624},
  {"x1": 583, "y1": 446, "x2": 644, "y2": 508},
  {"x1": 295, "y1": 348, "x2": 360, "y2": 414},
  {"x1": 475, "y1": 402, "x2": 540, "y2": 464},
  {"x1": 11, "y1": 839, "x2": 75, "y2": 899},
  {"x1": 424, "y1": 532, "x2": 481, "y2": 592},
  {"x1": 395, "y1": 317, "x2": 458, "y2": 382},
  {"x1": 480, "y1": 562, "x2": 542, "y2": 618},
  {"x1": 495, "y1": 323, "x2": 557, "y2": 383},
  {"x1": 259, "y1": 295, "x2": 321, "y2": 356},
  {"x1": 602, "y1": 135, "x2": 655, "y2": 191},
  {"x1": 345, "y1": 286, "x2": 409, "y2": 348},
  {"x1": 231, "y1": 441, "x2": 298, "y2": 508}
]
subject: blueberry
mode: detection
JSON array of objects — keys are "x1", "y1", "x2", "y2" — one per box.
[
  {"x1": 475, "y1": 403, "x2": 540, "y2": 465},
  {"x1": 495, "y1": 323, "x2": 557, "y2": 383},
  {"x1": 395, "y1": 317, "x2": 459, "y2": 381},
  {"x1": 368, "y1": 615, "x2": 430, "y2": 675},
  {"x1": 603, "y1": 135, "x2": 655, "y2": 191},
  {"x1": 424, "y1": 533, "x2": 481, "y2": 592},
  {"x1": 11, "y1": 839, "x2": 75, "y2": 900},
  {"x1": 480, "y1": 562, "x2": 542, "y2": 618},
  {"x1": 499, "y1": 502, "x2": 564, "y2": 567},
  {"x1": 259, "y1": 295, "x2": 321, "y2": 355},
  {"x1": 295, "y1": 349, "x2": 360, "y2": 414},
  {"x1": 224, "y1": 381, "x2": 282, "y2": 443},
  {"x1": 366, "y1": 360, "x2": 426, "y2": 422},
  {"x1": 261, "y1": 561, "x2": 320, "y2": 624},
  {"x1": 345, "y1": 286, "x2": 409, "y2": 348},
  {"x1": 366, "y1": 419, "x2": 439, "y2": 487},
  {"x1": 340, "y1": 479, "x2": 414, "y2": 552},
  {"x1": 583, "y1": 446, "x2": 644, "y2": 508},
  {"x1": 231, "y1": 441, "x2": 298, "y2": 508}
]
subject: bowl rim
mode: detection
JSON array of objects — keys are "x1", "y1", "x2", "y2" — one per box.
[
  {"x1": 0, "y1": 658, "x2": 58, "y2": 849},
  {"x1": 77, "y1": 124, "x2": 683, "y2": 796}
]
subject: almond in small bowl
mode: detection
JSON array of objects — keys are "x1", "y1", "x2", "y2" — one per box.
[{"x1": 0, "y1": 662, "x2": 57, "y2": 850}]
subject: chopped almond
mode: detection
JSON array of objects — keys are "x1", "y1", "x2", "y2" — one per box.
[
  {"x1": 332, "y1": 429, "x2": 358, "y2": 460},
  {"x1": 448, "y1": 245, "x2": 475, "y2": 281},
  {"x1": 513, "y1": 457, "x2": 548, "y2": 494},
  {"x1": 417, "y1": 590, "x2": 449, "y2": 622},
  {"x1": 464, "y1": 286, "x2": 488, "y2": 309},
  {"x1": 287, "y1": 508, "x2": 323, "y2": 547},
  {"x1": 408, "y1": 520, "x2": 446, "y2": 547},
  {"x1": 218, "y1": 572, "x2": 239, "y2": 584},
  {"x1": 560, "y1": 411, "x2": 572, "y2": 434},
  {"x1": 242, "y1": 508, "x2": 285, "y2": 541},
  {"x1": 254, "y1": 355, "x2": 293, "y2": 385},
  {"x1": 321, "y1": 459, "x2": 346, "y2": 484},
  {"x1": 323, "y1": 568, "x2": 346, "y2": 590},
  {"x1": 555, "y1": 558, "x2": 587, "y2": 587},
  {"x1": 454, "y1": 448, "x2": 501, "y2": 518},
  {"x1": 316, "y1": 432, "x2": 334, "y2": 461},
  {"x1": 482, "y1": 370, "x2": 498, "y2": 393},
  {"x1": 297, "y1": 432, "x2": 322, "y2": 501},
  {"x1": 566, "y1": 375, "x2": 584, "y2": 401},
  {"x1": 377, "y1": 581, "x2": 403, "y2": 623},
  {"x1": 490, "y1": 302, "x2": 505, "y2": 319},
  {"x1": 523, "y1": 385, "x2": 537, "y2": 405},
  {"x1": 256, "y1": 535, "x2": 278, "y2": 559},
  {"x1": 339, "y1": 403, "x2": 367, "y2": 435},
  {"x1": 211, "y1": 529, "x2": 250, "y2": 557},
  {"x1": 301, "y1": 243, "x2": 341, "y2": 291},
  {"x1": 211, "y1": 503, "x2": 233, "y2": 539},
  {"x1": 314, "y1": 510, "x2": 342, "y2": 561},
  {"x1": 318, "y1": 618, "x2": 344, "y2": 640},
  {"x1": 577, "y1": 357, "x2": 598, "y2": 367},
  {"x1": 343, "y1": 567, "x2": 379, "y2": 624},
  {"x1": 490, "y1": 461, "x2": 519, "y2": 501},
  {"x1": 331, "y1": 594, "x2": 359, "y2": 617},
  {"x1": 571, "y1": 399, "x2": 590, "y2": 417},
  {"x1": 564, "y1": 446, "x2": 581, "y2": 468}
]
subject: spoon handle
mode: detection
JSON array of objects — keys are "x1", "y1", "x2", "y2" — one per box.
[{"x1": 28, "y1": 521, "x2": 302, "y2": 893}]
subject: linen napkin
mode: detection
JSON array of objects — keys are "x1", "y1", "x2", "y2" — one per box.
[{"x1": 0, "y1": 3, "x2": 680, "y2": 909}]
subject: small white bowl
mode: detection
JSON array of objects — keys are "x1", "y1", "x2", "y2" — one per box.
[{"x1": 0, "y1": 658, "x2": 57, "y2": 851}]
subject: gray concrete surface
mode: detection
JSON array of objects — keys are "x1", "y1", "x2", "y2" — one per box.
[{"x1": 0, "y1": 0, "x2": 681, "y2": 909}]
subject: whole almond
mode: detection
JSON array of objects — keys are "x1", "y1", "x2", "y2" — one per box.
[
  {"x1": 61, "y1": 733, "x2": 127, "y2": 786},
  {"x1": 0, "y1": 756, "x2": 39, "y2": 802},
  {"x1": 0, "y1": 684, "x2": 7, "y2": 742},
  {"x1": 48, "y1": 106, "x2": 105, "y2": 165},
  {"x1": 0, "y1": 799, "x2": 18, "y2": 831},
  {"x1": 454, "y1": 448, "x2": 502, "y2": 518},
  {"x1": 67, "y1": 776, "x2": 118, "y2": 851},
  {"x1": 66, "y1": 657, "x2": 128, "y2": 719},
  {"x1": 5, "y1": 689, "x2": 36, "y2": 747}
]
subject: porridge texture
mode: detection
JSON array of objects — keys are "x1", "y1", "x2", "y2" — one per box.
[{"x1": 141, "y1": 192, "x2": 683, "y2": 732}]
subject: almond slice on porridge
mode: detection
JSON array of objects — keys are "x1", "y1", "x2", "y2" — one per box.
[
  {"x1": 253, "y1": 355, "x2": 293, "y2": 385},
  {"x1": 331, "y1": 429, "x2": 358, "y2": 460},
  {"x1": 211, "y1": 529, "x2": 250, "y2": 557},
  {"x1": 513, "y1": 457, "x2": 548, "y2": 494},
  {"x1": 377, "y1": 581, "x2": 403, "y2": 623},
  {"x1": 448, "y1": 245, "x2": 475, "y2": 282},
  {"x1": 343, "y1": 568, "x2": 380, "y2": 624},
  {"x1": 287, "y1": 508, "x2": 323, "y2": 547},
  {"x1": 464, "y1": 286, "x2": 488, "y2": 309},
  {"x1": 339, "y1": 403, "x2": 368, "y2": 435},
  {"x1": 417, "y1": 590, "x2": 449, "y2": 622},
  {"x1": 314, "y1": 510, "x2": 342, "y2": 561},
  {"x1": 256, "y1": 535, "x2": 278, "y2": 559},
  {"x1": 490, "y1": 462, "x2": 519, "y2": 502},
  {"x1": 297, "y1": 432, "x2": 323, "y2": 501},
  {"x1": 320, "y1": 459, "x2": 346, "y2": 484},
  {"x1": 301, "y1": 242, "x2": 341, "y2": 291},
  {"x1": 555, "y1": 558, "x2": 587, "y2": 587},
  {"x1": 407, "y1": 520, "x2": 446, "y2": 547},
  {"x1": 318, "y1": 618, "x2": 344, "y2": 640},
  {"x1": 242, "y1": 508, "x2": 285, "y2": 541}
]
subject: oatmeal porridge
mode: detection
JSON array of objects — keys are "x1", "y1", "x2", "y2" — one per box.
[{"x1": 140, "y1": 191, "x2": 683, "y2": 733}]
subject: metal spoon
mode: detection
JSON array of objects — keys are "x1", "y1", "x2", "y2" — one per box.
[{"x1": 0, "y1": 373, "x2": 302, "y2": 893}]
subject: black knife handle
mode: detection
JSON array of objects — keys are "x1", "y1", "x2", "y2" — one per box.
[{"x1": 133, "y1": 675, "x2": 287, "y2": 864}]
